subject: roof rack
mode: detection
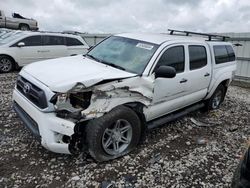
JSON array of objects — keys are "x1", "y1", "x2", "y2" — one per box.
[
  {"x1": 27, "y1": 30, "x2": 86, "y2": 35},
  {"x1": 168, "y1": 29, "x2": 230, "y2": 41},
  {"x1": 62, "y1": 30, "x2": 86, "y2": 35}
]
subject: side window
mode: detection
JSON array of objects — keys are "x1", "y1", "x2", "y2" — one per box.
[
  {"x1": 214, "y1": 45, "x2": 235, "y2": 64},
  {"x1": 18, "y1": 36, "x2": 42, "y2": 46},
  {"x1": 43, "y1": 35, "x2": 65, "y2": 45},
  {"x1": 65, "y1": 37, "x2": 84, "y2": 46},
  {"x1": 189, "y1": 45, "x2": 207, "y2": 70},
  {"x1": 226, "y1": 45, "x2": 236, "y2": 61},
  {"x1": 155, "y1": 46, "x2": 185, "y2": 73}
]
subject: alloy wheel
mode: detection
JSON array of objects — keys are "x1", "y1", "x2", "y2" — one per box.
[
  {"x1": 102, "y1": 119, "x2": 132, "y2": 155},
  {"x1": 0, "y1": 58, "x2": 12, "y2": 72},
  {"x1": 212, "y1": 90, "x2": 223, "y2": 109}
]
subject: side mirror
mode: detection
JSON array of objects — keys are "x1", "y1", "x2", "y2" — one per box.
[
  {"x1": 17, "y1": 42, "x2": 25, "y2": 47},
  {"x1": 155, "y1": 66, "x2": 176, "y2": 78}
]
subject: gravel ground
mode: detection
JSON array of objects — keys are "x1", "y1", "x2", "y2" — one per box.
[{"x1": 0, "y1": 72, "x2": 250, "y2": 188}]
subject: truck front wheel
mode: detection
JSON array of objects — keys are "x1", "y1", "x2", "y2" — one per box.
[{"x1": 86, "y1": 106, "x2": 141, "y2": 162}]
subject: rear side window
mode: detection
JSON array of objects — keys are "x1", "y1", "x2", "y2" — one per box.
[
  {"x1": 156, "y1": 46, "x2": 185, "y2": 73},
  {"x1": 65, "y1": 37, "x2": 83, "y2": 46},
  {"x1": 226, "y1": 45, "x2": 236, "y2": 61},
  {"x1": 19, "y1": 35, "x2": 42, "y2": 46},
  {"x1": 214, "y1": 45, "x2": 235, "y2": 64},
  {"x1": 189, "y1": 45, "x2": 207, "y2": 70},
  {"x1": 43, "y1": 35, "x2": 65, "y2": 45}
]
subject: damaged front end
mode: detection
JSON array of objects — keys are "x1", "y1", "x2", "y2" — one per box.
[{"x1": 49, "y1": 76, "x2": 154, "y2": 153}]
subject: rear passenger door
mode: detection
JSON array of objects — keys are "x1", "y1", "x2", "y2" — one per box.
[
  {"x1": 41, "y1": 35, "x2": 67, "y2": 60},
  {"x1": 185, "y1": 44, "x2": 211, "y2": 104}
]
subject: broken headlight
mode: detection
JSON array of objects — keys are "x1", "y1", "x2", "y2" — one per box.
[
  {"x1": 69, "y1": 92, "x2": 92, "y2": 109},
  {"x1": 50, "y1": 92, "x2": 92, "y2": 119},
  {"x1": 57, "y1": 93, "x2": 68, "y2": 103}
]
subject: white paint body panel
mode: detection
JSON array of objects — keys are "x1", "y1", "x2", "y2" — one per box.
[
  {"x1": 12, "y1": 46, "x2": 45, "y2": 65},
  {"x1": 13, "y1": 89, "x2": 74, "y2": 154},
  {"x1": 23, "y1": 55, "x2": 136, "y2": 92}
]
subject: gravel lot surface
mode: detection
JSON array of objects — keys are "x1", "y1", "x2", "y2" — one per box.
[{"x1": 0, "y1": 72, "x2": 250, "y2": 188}]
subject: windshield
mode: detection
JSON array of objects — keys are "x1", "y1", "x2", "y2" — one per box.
[
  {"x1": 0, "y1": 32, "x2": 25, "y2": 45},
  {"x1": 0, "y1": 31, "x2": 19, "y2": 40},
  {"x1": 0, "y1": 31, "x2": 9, "y2": 37},
  {"x1": 87, "y1": 36, "x2": 159, "y2": 74}
]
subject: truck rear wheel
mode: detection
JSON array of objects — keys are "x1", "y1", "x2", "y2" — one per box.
[
  {"x1": 86, "y1": 106, "x2": 141, "y2": 162},
  {"x1": 0, "y1": 56, "x2": 14, "y2": 73},
  {"x1": 206, "y1": 84, "x2": 226, "y2": 110},
  {"x1": 19, "y1": 24, "x2": 29, "y2": 31}
]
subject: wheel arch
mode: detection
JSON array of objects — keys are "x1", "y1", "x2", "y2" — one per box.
[
  {"x1": 205, "y1": 78, "x2": 231, "y2": 100},
  {"x1": 221, "y1": 79, "x2": 230, "y2": 88},
  {"x1": 71, "y1": 101, "x2": 147, "y2": 153},
  {"x1": 123, "y1": 102, "x2": 147, "y2": 141},
  {"x1": 0, "y1": 54, "x2": 18, "y2": 69},
  {"x1": 19, "y1": 23, "x2": 30, "y2": 30}
]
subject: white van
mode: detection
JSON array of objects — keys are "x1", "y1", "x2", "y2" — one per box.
[{"x1": 0, "y1": 31, "x2": 89, "y2": 72}]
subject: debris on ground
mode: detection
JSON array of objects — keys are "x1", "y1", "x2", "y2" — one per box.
[{"x1": 0, "y1": 72, "x2": 250, "y2": 187}]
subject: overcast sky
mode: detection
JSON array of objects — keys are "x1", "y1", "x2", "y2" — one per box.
[{"x1": 1, "y1": 0, "x2": 250, "y2": 33}]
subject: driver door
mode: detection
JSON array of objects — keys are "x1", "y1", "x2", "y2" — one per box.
[{"x1": 147, "y1": 45, "x2": 189, "y2": 120}]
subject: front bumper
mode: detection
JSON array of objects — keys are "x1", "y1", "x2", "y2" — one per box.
[{"x1": 13, "y1": 89, "x2": 75, "y2": 154}]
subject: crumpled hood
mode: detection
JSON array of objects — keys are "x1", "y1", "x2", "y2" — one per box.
[{"x1": 22, "y1": 55, "x2": 136, "y2": 92}]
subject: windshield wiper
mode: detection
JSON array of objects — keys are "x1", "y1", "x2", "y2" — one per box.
[
  {"x1": 85, "y1": 54, "x2": 126, "y2": 71},
  {"x1": 85, "y1": 54, "x2": 101, "y2": 62},
  {"x1": 102, "y1": 62, "x2": 126, "y2": 71}
]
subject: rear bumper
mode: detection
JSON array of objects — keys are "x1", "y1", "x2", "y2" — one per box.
[
  {"x1": 32, "y1": 27, "x2": 39, "y2": 31},
  {"x1": 13, "y1": 89, "x2": 75, "y2": 154}
]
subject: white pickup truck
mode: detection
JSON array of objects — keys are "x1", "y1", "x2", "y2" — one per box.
[
  {"x1": 0, "y1": 10, "x2": 38, "y2": 31},
  {"x1": 13, "y1": 30, "x2": 237, "y2": 161}
]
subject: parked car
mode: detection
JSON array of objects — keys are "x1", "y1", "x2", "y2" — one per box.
[
  {"x1": 0, "y1": 28, "x2": 12, "y2": 36},
  {"x1": 0, "y1": 30, "x2": 23, "y2": 40},
  {"x1": 232, "y1": 145, "x2": 250, "y2": 188},
  {"x1": 0, "y1": 32, "x2": 89, "y2": 72},
  {"x1": 13, "y1": 31, "x2": 237, "y2": 161},
  {"x1": 0, "y1": 10, "x2": 38, "y2": 31}
]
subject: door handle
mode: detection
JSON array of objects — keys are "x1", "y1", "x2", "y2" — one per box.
[
  {"x1": 204, "y1": 72, "x2": 210, "y2": 77},
  {"x1": 180, "y1": 78, "x2": 188, "y2": 83}
]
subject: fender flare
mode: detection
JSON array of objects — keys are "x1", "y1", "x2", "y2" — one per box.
[
  {"x1": 0, "y1": 54, "x2": 17, "y2": 66},
  {"x1": 205, "y1": 72, "x2": 232, "y2": 100}
]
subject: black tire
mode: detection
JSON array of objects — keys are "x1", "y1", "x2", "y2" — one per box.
[
  {"x1": 0, "y1": 56, "x2": 14, "y2": 73},
  {"x1": 205, "y1": 84, "x2": 226, "y2": 110},
  {"x1": 231, "y1": 147, "x2": 250, "y2": 188},
  {"x1": 86, "y1": 106, "x2": 141, "y2": 162},
  {"x1": 19, "y1": 24, "x2": 29, "y2": 31}
]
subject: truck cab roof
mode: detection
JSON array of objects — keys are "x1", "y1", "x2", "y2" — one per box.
[{"x1": 116, "y1": 32, "x2": 232, "y2": 46}]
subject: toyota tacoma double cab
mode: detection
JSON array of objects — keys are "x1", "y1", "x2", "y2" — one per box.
[{"x1": 13, "y1": 30, "x2": 237, "y2": 161}]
